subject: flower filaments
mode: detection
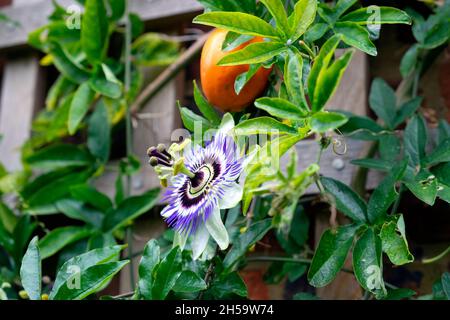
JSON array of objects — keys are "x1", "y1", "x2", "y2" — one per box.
[{"x1": 161, "y1": 134, "x2": 242, "y2": 236}]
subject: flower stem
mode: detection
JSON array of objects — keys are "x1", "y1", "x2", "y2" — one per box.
[{"x1": 124, "y1": 0, "x2": 135, "y2": 292}]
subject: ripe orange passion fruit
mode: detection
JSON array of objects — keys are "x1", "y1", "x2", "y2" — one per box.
[{"x1": 200, "y1": 29, "x2": 273, "y2": 112}]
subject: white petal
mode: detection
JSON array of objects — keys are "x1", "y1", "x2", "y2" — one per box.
[
  {"x1": 219, "y1": 182, "x2": 243, "y2": 209},
  {"x1": 191, "y1": 224, "x2": 210, "y2": 260},
  {"x1": 218, "y1": 113, "x2": 235, "y2": 136},
  {"x1": 173, "y1": 231, "x2": 188, "y2": 251},
  {"x1": 205, "y1": 206, "x2": 229, "y2": 250}
]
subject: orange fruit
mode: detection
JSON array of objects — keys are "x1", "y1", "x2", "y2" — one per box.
[{"x1": 200, "y1": 29, "x2": 272, "y2": 112}]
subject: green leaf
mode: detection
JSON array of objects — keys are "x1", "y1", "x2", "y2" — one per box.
[
  {"x1": 400, "y1": 44, "x2": 419, "y2": 77},
  {"x1": 384, "y1": 288, "x2": 416, "y2": 300},
  {"x1": 0, "y1": 216, "x2": 14, "y2": 254},
  {"x1": 0, "y1": 201, "x2": 17, "y2": 234},
  {"x1": 208, "y1": 272, "x2": 247, "y2": 298},
  {"x1": 69, "y1": 184, "x2": 113, "y2": 212},
  {"x1": 307, "y1": 35, "x2": 342, "y2": 106},
  {"x1": 320, "y1": 177, "x2": 368, "y2": 223},
  {"x1": 380, "y1": 215, "x2": 414, "y2": 265},
  {"x1": 369, "y1": 78, "x2": 396, "y2": 129},
  {"x1": 234, "y1": 63, "x2": 261, "y2": 95},
  {"x1": 88, "y1": 66, "x2": 122, "y2": 99},
  {"x1": 379, "y1": 134, "x2": 401, "y2": 162},
  {"x1": 307, "y1": 224, "x2": 358, "y2": 287},
  {"x1": 424, "y1": 139, "x2": 450, "y2": 166},
  {"x1": 403, "y1": 169, "x2": 438, "y2": 206},
  {"x1": 39, "y1": 226, "x2": 93, "y2": 259},
  {"x1": 310, "y1": 111, "x2": 349, "y2": 133},
  {"x1": 305, "y1": 23, "x2": 330, "y2": 43},
  {"x1": 68, "y1": 83, "x2": 96, "y2": 135},
  {"x1": 289, "y1": 0, "x2": 317, "y2": 41},
  {"x1": 404, "y1": 114, "x2": 427, "y2": 167},
  {"x1": 50, "y1": 43, "x2": 90, "y2": 84},
  {"x1": 152, "y1": 247, "x2": 182, "y2": 300},
  {"x1": 437, "y1": 120, "x2": 450, "y2": 145},
  {"x1": 52, "y1": 260, "x2": 129, "y2": 300},
  {"x1": 20, "y1": 236, "x2": 42, "y2": 300},
  {"x1": 338, "y1": 112, "x2": 384, "y2": 140},
  {"x1": 12, "y1": 216, "x2": 37, "y2": 265},
  {"x1": 234, "y1": 117, "x2": 297, "y2": 135},
  {"x1": 353, "y1": 228, "x2": 386, "y2": 297},
  {"x1": 178, "y1": 106, "x2": 212, "y2": 132},
  {"x1": 393, "y1": 97, "x2": 422, "y2": 128},
  {"x1": 341, "y1": 7, "x2": 411, "y2": 25},
  {"x1": 25, "y1": 144, "x2": 93, "y2": 170},
  {"x1": 293, "y1": 292, "x2": 320, "y2": 300},
  {"x1": 50, "y1": 245, "x2": 124, "y2": 299},
  {"x1": 45, "y1": 75, "x2": 76, "y2": 111},
  {"x1": 335, "y1": 22, "x2": 377, "y2": 56},
  {"x1": 222, "y1": 32, "x2": 253, "y2": 52},
  {"x1": 172, "y1": 270, "x2": 207, "y2": 293},
  {"x1": 255, "y1": 97, "x2": 308, "y2": 120},
  {"x1": 217, "y1": 41, "x2": 286, "y2": 66},
  {"x1": 284, "y1": 50, "x2": 308, "y2": 111},
  {"x1": 132, "y1": 33, "x2": 179, "y2": 66},
  {"x1": 367, "y1": 160, "x2": 407, "y2": 224},
  {"x1": 223, "y1": 218, "x2": 272, "y2": 270},
  {"x1": 193, "y1": 12, "x2": 281, "y2": 39},
  {"x1": 108, "y1": 0, "x2": 125, "y2": 20},
  {"x1": 193, "y1": 80, "x2": 221, "y2": 125},
  {"x1": 443, "y1": 273, "x2": 450, "y2": 300},
  {"x1": 81, "y1": 0, "x2": 109, "y2": 64},
  {"x1": 260, "y1": 0, "x2": 290, "y2": 38},
  {"x1": 138, "y1": 239, "x2": 160, "y2": 299},
  {"x1": 87, "y1": 101, "x2": 111, "y2": 163},
  {"x1": 102, "y1": 189, "x2": 159, "y2": 232}
]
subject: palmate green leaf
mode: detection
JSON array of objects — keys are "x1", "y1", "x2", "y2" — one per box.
[
  {"x1": 138, "y1": 239, "x2": 160, "y2": 299},
  {"x1": 284, "y1": 49, "x2": 308, "y2": 111},
  {"x1": 260, "y1": 0, "x2": 289, "y2": 38},
  {"x1": 56, "y1": 199, "x2": 104, "y2": 227},
  {"x1": 369, "y1": 78, "x2": 397, "y2": 129},
  {"x1": 68, "y1": 83, "x2": 96, "y2": 135},
  {"x1": 50, "y1": 43, "x2": 90, "y2": 84},
  {"x1": 404, "y1": 114, "x2": 427, "y2": 167},
  {"x1": 235, "y1": 63, "x2": 261, "y2": 95},
  {"x1": 341, "y1": 7, "x2": 411, "y2": 25},
  {"x1": 152, "y1": 247, "x2": 182, "y2": 300},
  {"x1": 380, "y1": 215, "x2": 414, "y2": 266},
  {"x1": 25, "y1": 144, "x2": 93, "y2": 170},
  {"x1": 255, "y1": 97, "x2": 308, "y2": 121},
  {"x1": 102, "y1": 188, "x2": 160, "y2": 232},
  {"x1": 193, "y1": 12, "x2": 281, "y2": 39},
  {"x1": 89, "y1": 66, "x2": 122, "y2": 99},
  {"x1": 393, "y1": 97, "x2": 423, "y2": 128},
  {"x1": 310, "y1": 111, "x2": 348, "y2": 133},
  {"x1": 320, "y1": 177, "x2": 368, "y2": 223},
  {"x1": 39, "y1": 226, "x2": 93, "y2": 259},
  {"x1": 87, "y1": 101, "x2": 111, "y2": 163},
  {"x1": 288, "y1": 0, "x2": 317, "y2": 41},
  {"x1": 20, "y1": 236, "x2": 42, "y2": 300},
  {"x1": 81, "y1": 0, "x2": 109, "y2": 64},
  {"x1": 308, "y1": 35, "x2": 341, "y2": 101},
  {"x1": 403, "y1": 169, "x2": 438, "y2": 206},
  {"x1": 178, "y1": 106, "x2": 212, "y2": 132},
  {"x1": 193, "y1": 80, "x2": 221, "y2": 125},
  {"x1": 334, "y1": 22, "x2": 377, "y2": 56},
  {"x1": 424, "y1": 139, "x2": 450, "y2": 166},
  {"x1": 353, "y1": 228, "x2": 386, "y2": 297},
  {"x1": 52, "y1": 260, "x2": 129, "y2": 300},
  {"x1": 70, "y1": 184, "x2": 113, "y2": 212},
  {"x1": 400, "y1": 44, "x2": 419, "y2": 78},
  {"x1": 50, "y1": 245, "x2": 124, "y2": 299},
  {"x1": 307, "y1": 224, "x2": 359, "y2": 287},
  {"x1": 224, "y1": 218, "x2": 273, "y2": 271},
  {"x1": 172, "y1": 271, "x2": 207, "y2": 293},
  {"x1": 367, "y1": 160, "x2": 408, "y2": 224},
  {"x1": 234, "y1": 116, "x2": 297, "y2": 136},
  {"x1": 217, "y1": 41, "x2": 286, "y2": 66}
]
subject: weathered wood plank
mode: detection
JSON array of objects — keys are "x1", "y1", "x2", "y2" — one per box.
[
  {"x1": 0, "y1": 54, "x2": 43, "y2": 171},
  {"x1": 0, "y1": 0, "x2": 203, "y2": 51}
]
